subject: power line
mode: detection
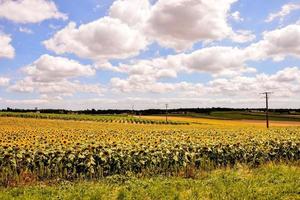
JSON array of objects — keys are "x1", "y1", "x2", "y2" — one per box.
[{"x1": 260, "y1": 92, "x2": 273, "y2": 128}]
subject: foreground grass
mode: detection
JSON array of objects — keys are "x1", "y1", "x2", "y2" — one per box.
[{"x1": 0, "y1": 164, "x2": 299, "y2": 200}]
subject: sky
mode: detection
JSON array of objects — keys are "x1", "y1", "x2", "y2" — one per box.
[{"x1": 0, "y1": 0, "x2": 300, "y2": 110}]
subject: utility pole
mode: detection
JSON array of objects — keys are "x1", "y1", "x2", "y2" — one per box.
[
  {"x1": 165, "y1": 104, "x2": 168, "y2": 122},
  {"x1": 131, "y1": 105, "x2": 134, "y2": 116},
  {"x1": 260, "y1": 92, "x2": 272, "y2": 128}
]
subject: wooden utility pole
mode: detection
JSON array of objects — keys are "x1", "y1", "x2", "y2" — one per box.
[
  {"x1": 165, "y1": 104, "x2": 168, "y2": 122},
  {"x1": 131, "y1": 105, "x2": 134, "y2": 116},
  {"x1": 261, "y1": 92, "x2": 272, "y2": 128}
]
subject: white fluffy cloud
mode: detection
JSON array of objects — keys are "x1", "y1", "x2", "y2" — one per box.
[
  {"x1": 146, "y1": 0, "x2": 241, "y2": 50},
  {"x1": 0, "y1": 77, "x2": 9, "y2": 86},
  {"x1": 114, "y1": 46, "x2": 255, "y2": 79},
  {"x1": 110, "y1": 66, "x2": 300, "y2": 105},
  {"x1": 246, "y1": 24, "x2": 300, "y2": 61},
  {"x1": 0, "y1": 0, "x2": 67, "y2": 23},
  {"x1": 22, "y1": 54, "x2": 95, "y2": 82},
  {"x1": 230, "y1": 30, "x2": 256, "y2": 43},
  {"x1": 269, "y1": 67, "x2": 300, "y2": 82},
  {"x1": 5, "y1": 66, "x2": 300, "y2": 109},
  {"x1": 110, "y1": 76, "x2": 199, "y2": 94},
  {"x1": 109, "y1": 0, "x2": 150, "y2": 27},
  {"x1": 9, "y1": 55, "x2": 102, "y2": 97},
  {"x1": 231, "y1": 11, "x2": 243, "y2": 22},
  {"x1": 43, "y1": 17, "x2": 148, "y2": 62},
  {"x1": 2, "y1": 98, "x2": 50, "y2": 106},
  {"x1": 181, "y1": 46, "x2": 255, "y2": 75},
  {"x1": 0, "y1": 33, "x2": 15, "y2": 59},
  {"x1": 207, "y1": 67, "x2": 300, "y2": 97},
  {"x1": 10, "y1": 78, "x2": 103, "y2": 97},
  {"x1": 4, "y1": 0, "x2": 300, "y2": 109},
  {"x1": 109, "y1": 73, "x2": 172, "y2": 94},
  {"x1": 266, "y1": 3, "x2": 300, "y2": 23},
  {"x1": 110, "y1": 46, "x2": 259, "y2": 94},
  {"x1": 44, "y1": 0, "x2": 252, "y2": 62}
]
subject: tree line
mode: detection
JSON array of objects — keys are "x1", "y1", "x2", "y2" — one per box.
[{"x1": 2, "y1": 107, "x2": 300, "y2": 115}]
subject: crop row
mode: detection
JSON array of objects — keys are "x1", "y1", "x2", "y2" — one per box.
[
  {"x1": 0, "y1": 112, "x2": 189, "y2": 125},
  {"x1": 0, "y1": 141, "x2": 299, "y2": 185}
]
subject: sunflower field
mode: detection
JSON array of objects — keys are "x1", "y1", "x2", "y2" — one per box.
[
  {"x1": 0, "y1": 112, "x2": 188, "y2": 125},
  {"x1": 0, "y1": 116, "x2": 299, "y2": 186}
]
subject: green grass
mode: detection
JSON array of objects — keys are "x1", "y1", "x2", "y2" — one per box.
[
  {"x1": 0, "y1": 163, "x2": 299, "y2": 200},
  {"x1": 168, "y1": 111, "x2": 300, "y2": 122},
  {"x1": 209, "y1": 111, "x2": 300, "y2": 121}
]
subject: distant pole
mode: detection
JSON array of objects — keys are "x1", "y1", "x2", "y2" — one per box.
[
  {"x1": 131, "y1": 105, "x2": 134, "y2": 116},
  {"x1": 165, "y1": 104, "x2": 168, "y2": 122},
  {"x1": 261, "y1": 92, "x2": 272, "y2": 128}
]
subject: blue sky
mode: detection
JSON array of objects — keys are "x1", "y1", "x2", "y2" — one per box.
[{"x1": 0, "y1": 0, "x2": 300, "y2": 109}]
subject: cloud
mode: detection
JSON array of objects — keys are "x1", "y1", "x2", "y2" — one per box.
[
  {"x1": 246, "y1": 24, "x2": 300, "y2": 61},
  {"x1": 182, "y1": 47, "x2": 256, "y2": 76},
  {"x1": 266, "y1": 3, "x2": 300, "y2": 23},
  {"x1": 230, "y1": 30, "x2": 256, "y2": 43},
  {"x1": 9, "y1": 78, "x2": 103, "y2": 97},
  {"x1": 0, "y1": 33, "x2": 15, "y2": 59},
  {"x1": 114, "y1": 46, "x2": 255, "y2": 79},
  {"x1": 19, "y1": 27, "x2": 33, "y2": 34},
  {"x1": 109, "y1": 0, "x2": 150, "y2": 27},
  {"x1": 269, "y1": 66, "x2": 300, "y2": 82},
  {"x1": 2, "y1": 95, "x2": 300, "y2": 110},
  {"x1": 0, "y1": 77, "x2": 9, "y2": 86},
  {"x1": 49, "y1": 24, "x2": 61, "y2": 30},
  {"x1": 44, "y1": 0, "x2": 252, "y2": 61},
  {"x1": 22, "y1": 54, "x2": 95, "y2": 82},
  {"x1": 109, "y1": 46, "x2": 260, "y2": 94},
  {"x1": 207, "y1": 76, "x2": 257, "y2": 96},
  {"x1": 9, "y1": 55, "x2": 102, "y2": 97},
  {"x1": 0, "y1": 0, "x2": 67, "y2": 23},
  {"x1": 43, "y1": 18, "x2": 149, "y2": 62},
  {"x1": 231, "y1": 11, "x2": 243, "y2": 22},
  {"x1": 109, "y1": 66, "x2": 300, "y2": 107},
  {"x1": 207, "y1": 67, "x2": 300, "y2": 97},
  {"x1": 110, "y1": 76, "x2": 196, "y2": 93},
  {"x1": 5, "y1": 67, "x2": 300, "y2": 109},
  {"x1": 2, "y1": 98, "x2": 50, "y2": 106},
  {"x1": 189, "y1": 67, "x2": 300, "y2": 98},
  {"x1": 3, "y1": 0, "x2": 300, "y2": 109},
  {"x1": 145, "y1": 0, "x2": 240, "y2": 50}
]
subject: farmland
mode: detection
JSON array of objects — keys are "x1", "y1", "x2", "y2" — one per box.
[
  {"x1": 161, "y1": 110, "x2": 300, "y2": 122},
  {"x1": 0, "y1": 115, "x2": 299, "y2": 199},
  {"x1": 0, "y1": 112, "x2": 189, "y2": 125}
]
